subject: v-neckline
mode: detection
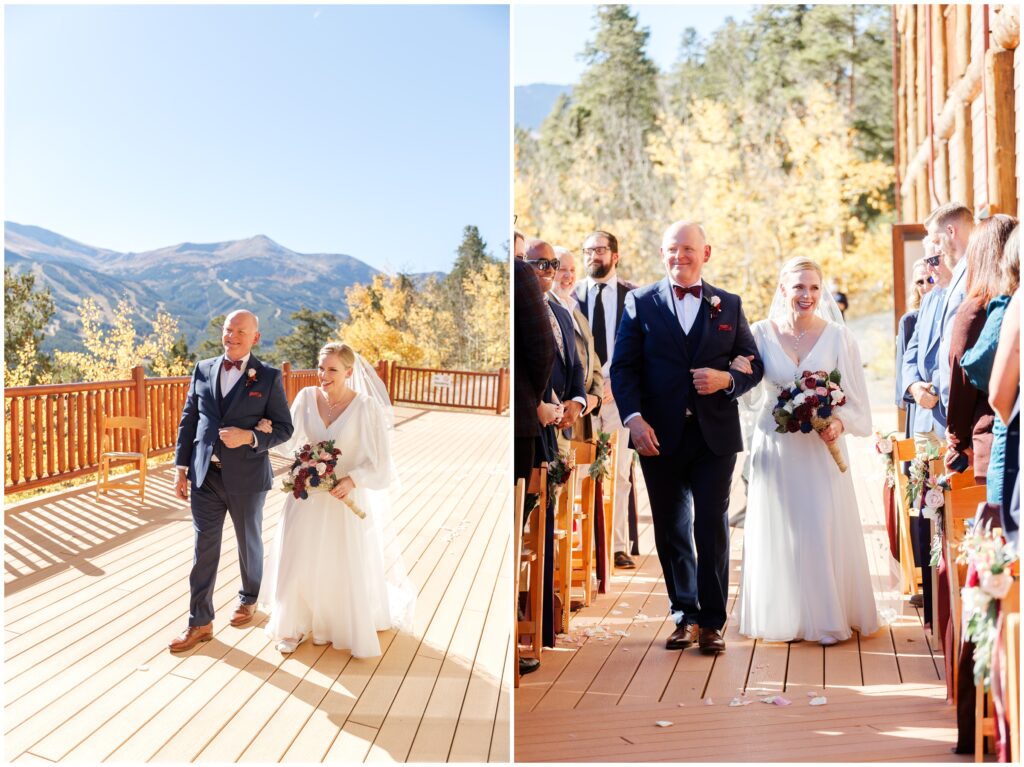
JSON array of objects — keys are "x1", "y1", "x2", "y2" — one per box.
[
  {"x1": 769, "y1": 320, "x2": 830, "y2": 369},
  {"x1": 313, "y1": 389, "x2": 357, "y2": 433}
]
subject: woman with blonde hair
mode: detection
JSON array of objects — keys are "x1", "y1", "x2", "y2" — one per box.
[
  {"x1": 730, "y1": 257, "x2": 895, "y2": 645},
  {"x1": 256, "y1": 342, "x2": 415, "y2": 656}
]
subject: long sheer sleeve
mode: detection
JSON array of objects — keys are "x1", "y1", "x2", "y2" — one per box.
[
  {"x1": 836, "y1": 324, "x2": 873, "y2": 437},
  {"x1": 271, "y1": 387, "x2": 310, "y2": 458},
  {"x1": 346, "y1": 396, "x2": 396, "y2": 491}
]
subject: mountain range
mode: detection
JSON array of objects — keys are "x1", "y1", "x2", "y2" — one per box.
[
  {"x1": 514, "y1": 83, "x2": 572, "y2": 132},
  {"x1": 4, "y1": 222, "x2": 434, "y2": 354}
]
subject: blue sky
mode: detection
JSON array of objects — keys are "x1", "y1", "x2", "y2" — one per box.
[
  {"x1": 5, "y1": 4, "x2": 509, "y2": 273},
  {"x1": 515, "y1": 4, "x2": 752, "y2": 85}
]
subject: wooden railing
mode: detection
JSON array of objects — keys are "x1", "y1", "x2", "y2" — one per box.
[
  {"x1": 4, "y1": 361, "x2": 507, "y2": 495},
  {"x1": 382, "y1": 363, "x2": 509, "y2": 414}
]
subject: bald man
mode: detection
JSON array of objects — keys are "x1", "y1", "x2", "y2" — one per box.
[
  {"x1": 169, "y1": 309, "x2": 294, "y2": 651},
  {"x1": 611, "y1": 221, "x2": 763, "y2": 654}
]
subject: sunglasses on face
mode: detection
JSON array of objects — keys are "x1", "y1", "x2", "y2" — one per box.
[
  {"x1": 925, "y1": 255, "x2": 940, "y2": 267},
  {"x1": 527, "y1": 258, "x2": 559, "y2": 272}
]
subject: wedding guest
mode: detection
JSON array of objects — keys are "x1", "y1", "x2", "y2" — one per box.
[
  {"x1": 573, "y1": 230, "x2": 639, "y2": 569},
  {"x1": 828, "y1": 278, "x2": 849, "y2": 317},
  {"x1": 896, "y1": 255, "x2": 936, "y2": 438},
  {"x1": 514, "y1": 251, "x2": 555, "y2": 485},
  {"x1": 551, "y1": 246, "x2": 602, "y2": 441},
  {"x1": 945, "y1": 215, "x2": 1017, "y2": 486},
  {"x1": 927, "y1": 202, "x2": 976, "y2": 422}
]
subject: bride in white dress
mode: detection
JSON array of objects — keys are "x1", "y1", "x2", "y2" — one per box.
[
  {"x1": 732, "y1": 257, "x2": 885, "y2": 646},
  {"x1": 257, "y1": 342, "x2": 415, "y2": 657}
]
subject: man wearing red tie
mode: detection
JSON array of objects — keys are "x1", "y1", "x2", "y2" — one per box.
[{"x1": 169, "y1": 310, "x2": 294, "y2": 651}]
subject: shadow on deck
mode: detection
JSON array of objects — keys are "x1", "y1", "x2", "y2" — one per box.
[{"x1": 4, "y1": 407, "x2": 510, "y2": 763}]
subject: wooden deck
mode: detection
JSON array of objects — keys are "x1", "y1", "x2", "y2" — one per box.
[
  {"x1": 4, "y1": 406, "x2": 510, "y2": 763},
  {"x1": 515, "y1": 401, "x2": 971, "y2": 763}
]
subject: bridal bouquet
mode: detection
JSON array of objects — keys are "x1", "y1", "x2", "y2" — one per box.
[
  {"x1": 281, "y1": 440, "x2": 365, "y2": 518},
  {"x1": 772, "y1": 369, "x2": 848, "y2": 472}
]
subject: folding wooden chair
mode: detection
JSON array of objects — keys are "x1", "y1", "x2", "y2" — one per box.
[
  {"x1": 942, "y1": 481, "x2": 987, "y2": 702},
  {"x1": 95, "y1": 411, "x2": 150, "y2": 503},
  {"x1": 552, "y1": 462, "x2": 576, "y2": 634},
  {"x1": 1005, "y1": 611, "x2": 1020, "y2": 763},
  {"x1": 891, "y1": 437, "x2": 920, "y2": 597},
  {"x1": 517, "y1": 466, "x2": 547, "y2": 663},
  {"x1": 602, "y1": 431, "x2": 619, "y2": 578},
  {"x1": 976, "y1": 578, "x2": 1019, "y2": 761},
  {"x1": 569, "y1": 439, "x2": 597, "y2": 608}
]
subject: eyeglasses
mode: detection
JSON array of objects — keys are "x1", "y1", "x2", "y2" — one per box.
[
  {"x1": 925, "y1": 255, "x2": 940, "y2": 267},
  {"x1": 582, "y1": 246, "x2": 611, "y2": 257},
  {"x1": 527, "y1": 258, "x2": 559, "y2": 272}
]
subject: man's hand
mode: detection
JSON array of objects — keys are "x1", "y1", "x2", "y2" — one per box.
[
  {"x1": 538, "y1": 401, "x2": 563, "y2": 426},
  {"x1": 690, "y1": 368, "x2": 732, "y2": 396},
  {"x1": 558, "y1": 400, "x2": 583, "y2": 429},
  {"x1": 627, "y1": 416, "x2": 660, "y2": 456},
  {"x1": 219, "y1": 426, "x2": 255, "y2": 449},
  {"x1": 602, "y1": 387, "x2": 615, "y2": 405},
  {"x1": 175, "y1": 468, "x2": 189, "y2": 501},
  {"x1": 584, "y1": 394, "x2": 600, "y2": 415},
  {"x1": 909, "y1": 382, "x2": 939, "y2": 409},
  {"x1": 254, "y1": 418, "x2": 273, "y2": 433}
]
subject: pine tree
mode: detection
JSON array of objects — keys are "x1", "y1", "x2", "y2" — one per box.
[
  {"x1": 4, "y1": 267, "x2": 56, "y2": 385},
  {"x1": 274, "y1": 308, "x2": 340, "y2": 369}
]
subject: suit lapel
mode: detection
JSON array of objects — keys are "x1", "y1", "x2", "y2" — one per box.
[
  {"x1": 574, "y1": 283, "x2": 589, "y2": 321},
  {"x1": 654, "y1": 278, "x2": 689, "y2": 360},
  {"x1": 222, "y1": 356, "x2": 260, "y2": 417},
  {"x1": 616, "y1": 280, "x2": 627, "y2": 328},
  {"x1": 922, "y1": 289, "x2": 943, "y2": 356},
  {"x1": 210, "y1": 356, "x2": 226, "y2": 417}
]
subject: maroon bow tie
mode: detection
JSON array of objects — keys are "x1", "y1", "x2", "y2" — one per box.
[
  {"x1": 223, "y1": 358, "x2": 243, "y2": 371},
  {"x1": 672, "y1": 284, "x2": 701, "y2": 300}
]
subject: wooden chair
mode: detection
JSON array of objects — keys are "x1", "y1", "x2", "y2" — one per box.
[
  {"x1": 569, "y1": 439, "x2": 597, "y2": 608},
  {"x1": 517, "y1": 466, "x2": 547, "y2": 663},
  {"x1": 514, "y1": 478, "x2": 525, "y2": 689},
  {"x1": 95, "y1": 411, "x2": 150, "y2": 502},
  {"x1": 891, "y1": 438, "x2": 920, "y2": 596},
  {"x1": 976, "y1": 578, "x2": 1019, "y2": 761},
  {"x1": 942, "y1": 481, "x2": 988, "y2": 701},
  {"x1": 552, "y1": 461, "x2": 576, "y2": 634},
  {"x1": 601, "y1": 431, "x2": 619, "y2": 579},
  {"x1": 1005, "y1": 611, "x2": 1020, "y2": 763}
]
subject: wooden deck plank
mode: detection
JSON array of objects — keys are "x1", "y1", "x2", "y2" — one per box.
[{"x1": 4, "y1": 408, "x2": 509, "y2": 764}]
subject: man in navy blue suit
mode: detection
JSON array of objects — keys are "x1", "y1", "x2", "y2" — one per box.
[
  {"x1": 169, "y1": 310, "x2": 294, "y2": 651},
  {"x1": 611, "y1": 221, "x2": 763, "y2": 654},
  {"x1": 525, "y1": 238, "x2": 586, "y2": 648}
]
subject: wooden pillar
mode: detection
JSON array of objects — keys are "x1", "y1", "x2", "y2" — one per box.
[
  {"x1": 132, "y1": 365, "x2": 146, "y2": 453},
  {"x1": 905, "y1": 6, "x2": 918, "y2": 220},
  {"x1": 931, "y1": 5, "x2": 949, "y2": 205},
  {"x1": 915, "y1": 5, "x2": 930, "y2": 218},
  {"x1": 985, "y1": 47, "x2": 1016, "y2": 214},
  {"x1": 955, "y1": 4, "x2": 971, "y2": 79},
  {"x1": 897, "y1": 7, "x2": 910, "y2": 219},
  {"x1": 951, "y1": 102, "x2": 974, "y2": 209},
  {"x1": 282, "y1": 361, "x2": 292, "y2": 403}
]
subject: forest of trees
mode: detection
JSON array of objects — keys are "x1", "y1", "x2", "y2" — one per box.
[
  {"x1": 4, "y1": 225, "x2": 508, "y2": 386},
  {"x1": 516, "y1": 4, "x2": 895, "y2": 322}
]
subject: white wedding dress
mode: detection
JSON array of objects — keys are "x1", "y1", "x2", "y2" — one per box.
[
  {"x1": 262, "y1": 386, "x2": 415, "y2": 658},
  {"x1": 738, "y1": 320, "x2": 882, "y2": 642}
]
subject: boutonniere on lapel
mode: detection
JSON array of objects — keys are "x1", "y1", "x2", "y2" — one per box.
[
  {"x1": 244, "y1": 368, "x2": 257, "y2": 388},
  {"x1": 705, "y1": 294, "x2": 722, "y2": 320}
]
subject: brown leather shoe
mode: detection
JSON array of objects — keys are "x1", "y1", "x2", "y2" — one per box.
[
  {"x1": 230, "y1": 601, "x2": 256, "y2": 627},
  {"x1": 698, "y1": 627, "x2": 726, "y2": 654},
  {"x1": 614, "y1": 551, "x2": 637, "y2": 569},
  {"x1": 168, "y1": 623, "x2": 213, "y2": 652},
  {"x1": 666, "y1": 622, "x2": 699, "y2": 650}
]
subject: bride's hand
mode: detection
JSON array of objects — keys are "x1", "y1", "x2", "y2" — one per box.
[
  {"x1": 730, "y1": 355, "x2": 755, "y2": 375},
  {"x1": 818, "y1": 418, "x2": 844, "y2": 443},
  {"x1": 254, "y1": 418, "x2": 273, "y2": 433},
  {"x1": 330, "y1": 476, "x2": 355, "y2": 500}
]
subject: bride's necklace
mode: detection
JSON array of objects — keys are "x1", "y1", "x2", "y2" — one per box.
[
  {"x1": 784, "y1": 321, "x2": 812, "y2": 353},
  {"x1": 323, "y1": 389, "x2": 351, "y2": 417}
]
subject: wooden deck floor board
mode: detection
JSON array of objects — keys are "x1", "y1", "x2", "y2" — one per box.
[
  {"x1": 515, "y1": 406, "x2": 965, "y2": 762},
  {"x1": 5, "y1": 408, "x2": 508, "y2": 763}
]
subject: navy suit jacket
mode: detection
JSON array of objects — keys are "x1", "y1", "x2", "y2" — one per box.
[
  {"x1": 610, "y1": 278, "x2": 763, "y2": 456},
  {"x1": 175, "y1": 354, "x2": 294, "y2": 493},
  {"x1": 901, "y1": 286, "x2": 947, "y2": 436},
  {"x1": 546, "y1": 299, "x2": 586, "y2": 408}
]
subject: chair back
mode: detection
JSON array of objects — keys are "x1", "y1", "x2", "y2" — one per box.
[{"x1": 98, "y1": 412, "x2": 150, "y2": 455}]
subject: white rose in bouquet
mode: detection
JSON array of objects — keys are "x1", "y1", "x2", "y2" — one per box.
[{"x1": 980, "y1": 570, "x2": 1013, "y2": 600}]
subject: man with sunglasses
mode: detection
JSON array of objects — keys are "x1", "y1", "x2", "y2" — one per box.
[
  {"x1": 573, "y1": 231, "x2": 640, "y2": 570},
  {"x1": 525, "y1": 238, "x2": 586, "y2": 648}
]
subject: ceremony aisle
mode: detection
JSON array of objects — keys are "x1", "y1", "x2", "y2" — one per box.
[
  {"x1": 515, "y1": 392, "x2": 967, "y2": 763},
  {"x1": 4, "y1": 407, "x2": 510, "y2": 763}
]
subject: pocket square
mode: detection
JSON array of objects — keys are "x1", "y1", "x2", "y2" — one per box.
[
  {"x1": 248, "y1": 391, "x2": 263, "y2": 398},
  {"x1": 718, "y1": 323, "x2": 733, "y2": 331}
]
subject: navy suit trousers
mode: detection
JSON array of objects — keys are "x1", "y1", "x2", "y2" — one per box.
[
  {"x1": 639, "y1": 417, "x2": 735, "y2": 630},
  {"x1": 188, "y1": 466, "x2": 267, "y2": 626}
]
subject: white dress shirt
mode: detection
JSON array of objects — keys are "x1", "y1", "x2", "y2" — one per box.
[{"x1": 585, "y1": 277, "x2": 617, "y2": 377}]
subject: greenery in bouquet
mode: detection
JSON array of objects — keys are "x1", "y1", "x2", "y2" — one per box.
[
  {"x1": 957, "y1": 521, "x2": 1018, "y2": 687},
  {"x1": 872, "y1": 430, "x2": 897, "y2": 488},
  {"x1": 905, "y1": 441, "x2": 941, "y2": 508},
  {"x1": 588, "y1": 431, "x2": 613, "y2": 482},
  {"x1": 547, "y1": 449, "x2": 576, "y2": 498},
  {"x1": 772, "y1": 368, "x2": 847, "y2": 470}
]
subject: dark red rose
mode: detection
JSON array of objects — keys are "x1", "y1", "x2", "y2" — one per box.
[
  {"x1": 803, "y1": 377, "x2": 817, "y2": 390},
  {"x1": 779, "y1": 390, "x2": 791, "y2": 401},
  {"x1": 786, "y1": 419, "x2": 800, "y2": 433}
]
